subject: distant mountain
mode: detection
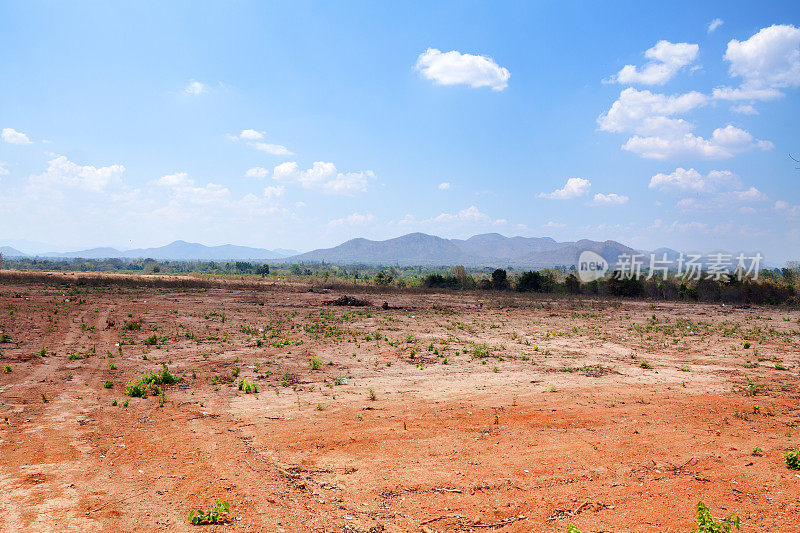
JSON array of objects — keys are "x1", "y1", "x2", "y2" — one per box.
[
  {"x1": 0, "y1": 246, "x2": 26, "y2": 257},
  {"x1": 120, "y1": 241, "x2": 285, "y2": 261},
  {"x1": 35, "y1": 241, "x2": 293, "y2": 261},
  {"x1": 289, "y1": 232, "x2": 638, "y2": 267}
]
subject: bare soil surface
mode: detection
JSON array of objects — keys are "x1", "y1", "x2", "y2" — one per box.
[{"x1": 1, "y1": 272, "x2": 799, "y2": 532}]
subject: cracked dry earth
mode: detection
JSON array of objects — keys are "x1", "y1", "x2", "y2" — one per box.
[{"x1": 1, "y1": 273, "x2": 799, "y2": 532}]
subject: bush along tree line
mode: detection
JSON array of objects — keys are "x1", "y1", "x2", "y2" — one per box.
[{"x1": 1, "y1": 256, "x2": 799, "y2": 305}]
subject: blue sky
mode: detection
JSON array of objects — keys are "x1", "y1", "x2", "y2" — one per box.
[{"x1": 1, "y1": 1, "x2": 798, "y2": 262}]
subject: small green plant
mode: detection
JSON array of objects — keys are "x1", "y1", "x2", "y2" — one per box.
[
  {"x1": 111, "y1": 399, "x2": 118, "y2": 406},
  {"x1": 188, "y1": 500, "x2": 230, "y2": 525},
  {"x1": 368, "y1": 388, "x2": 376, "y2": 401},
  {"x1": 308, "y1": 356, "x2": 321, "y2": 370},
  {"x1": 39, "y1": 347, "x2": 47, "y2": 357},
  {"x1": 41, "y1": 393, "x2": 48, "y2": 403},
  {"x1": 123, "y1": 320, "x2": 142, "y2": 331},
  {"x1": 3, "y1": 365, "x2": 10, "y2": 373},
  {"x1": 238, "y1": 380, "x2": 258, "y2": 394},
  {"x1": 785, "y1": 447, "x2": 800, "y2": 470},
  {"x1": 680, "y1": 364, "x2": 692, "y2": 372},
  {"x1": 751, "y1": 446, "x2": 762, "y2": 456},
  {"x1": 122, "y1": 399, "x2": 129, "y2": 407},
  {"x1": 693, "y1": 501, "x2": 740, "y2": 532},
  {"x1": 566, "y1": 525, "x2": 582, "y2": 533},
  {"x1": 743, "y1": 341, "x2": 751, "y2": 349},
  {"x1": 280, "y1": 373, "x2": 296, "y2": 387},
  {"x1": 231, "y1": 366, "x2": 241, "y2": 378},
  {"x1": 639, "y1": 360, "x2": 652, "y2": 369},
  {"x1": 143, "y1": 334, "x2": 158, "y2": 346},
  {"x1": 103, "y1": 380, "x2": 113, "y2": 389}
]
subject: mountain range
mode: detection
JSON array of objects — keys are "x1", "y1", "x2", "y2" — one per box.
[
  {"x1": 291, "y1": 232, "x2": 641, "y2": 267},
  {"x1": 1, "y1": 241, "x2": 297, "y2": 261},
  {"x1": 0, "y1": 233, "x2": 676, "y2": 268}
]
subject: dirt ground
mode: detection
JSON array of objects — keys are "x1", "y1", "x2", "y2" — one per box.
[{"x1": 1, "y1": 273, "x2": 799, "y2": 532}]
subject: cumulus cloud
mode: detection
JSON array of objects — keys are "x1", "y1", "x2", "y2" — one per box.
[
  {"x1": 262, "y1": 185, "x2": 284, "y2": 200},
  {"x1": 437, "y1": 182, "x2": 451, "y2": 190},
  {"x1": 156, "y1": 172, "x2": 230, "y2": 205},
  {"x1": 538, "y1": 177, "x2": 591, "y2": 199},
  {"x1": 2, "y1": 128, "x2": 32, "y2": 145},
  {"x1": 239, "y1": 129, "x2": 264, "y2": 140},
  {"x1": 731, "y1": 104, "x2": 758, "y2": 115},
  {"x1": 707, "y1": 18, "x2": 724, "y2": 34},
  {"x1": 184, "y1": 80, "x2": 207, "y2": 95},
  {"x1": 714, "y1": 24, "x2": 800, "y2": 101},
  {"x1": 431, "y1": 205, "x2": 490, "y2": 223},
  {"x1": 622, "y1": 125, "x2": 773, "y2": 159},
  {"x1": 775, "y1": 200, "x2": 800, "y2": 217},
  {"x1": 228, "y1": 129, "x2": 294, "y2": 156},
  {"x1": 649, "y1": 168, "x2": 738, "y2": 193},
  {"x1": 328, "y1": 212, "x2": 376, "y2": 228},
  {"x1": 415, "y1": 48, "x2": 510, "y2": 91},
  {"x1": 250, "y1": 142, "x2": 294, "y2": 156},
  {"x1": 245, "y1": 167, "x2": 269, "y2": 179},
  {"x1": 598, "y1": 88, "x2": 708, "y2": 137},
  {"x1": 651, "y1": 168, "x2": 767, "y2": 212},
  {"x1": 591, "y1": 192, "x2": 629, "y2": 205},
  {"x1": 272, "y1": 161, "x2": 375, "y2": 194},
  {"x1": 543, "y1": 221, "x2": 566, "y2": 228},
  {"x1": 607, "y1": 40, "x2": 699, "y2": 85},
  {"x1": 29, "y1": 155, "x2": 125, "y2": 192}
]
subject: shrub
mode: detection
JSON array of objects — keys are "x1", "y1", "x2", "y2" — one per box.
[
  {"x1": 189, "y1": 500, "x2": 230, "y2": 525},
  {"x1": 491, "y1": 269, "x2": 508, "y2": 290},
  {"x1": 238, "y1": 380, "x2": 257, "y2": 394},
  {"x1": 516, "y1": 270, "x2": 553, "y2": 293},
  {"x1": 103, "y1": 380, "x2": 113, "y2": 389},
  {"x1": 123, "y1": 320, "x2": 142, "y2": 331},
  {"x1": 786, "y1": 447, "x2": 800, "y2": 470},
  {"x1": 693, "y1": 501, "x2": 740, "y2": 532}
]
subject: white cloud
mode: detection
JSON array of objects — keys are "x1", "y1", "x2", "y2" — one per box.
[
  {"x1": 272, "y1": 161, "x2": 376, "y2": 194},
  {"x1": 707, "y1": 18, "x2": 724, "y2": 34},
  {"x1": 245, "y1": 167, "x2": 269, "y2": 179},
  {"x1": 592, "y1": 192, "x2": 629, "y2": 205},
  {"x1": 184, "y1": 80, "x2": 207, "y2": 95},
  {"x1": 649, "y1": 168, "x2": 738, "y2": 193},
  {"x1": 598, "y1": 88, "x2": 708, "y2": 137},
  {"x1": 239, "y1": 129, "x2": 264, "y2": 140},
  {"x1": 622, "y1": 125, "x2": 773, "y2": 159},
  {"x1": 0, "y1": 163, "x2": 8, "y2": 176},
  {"x1": 731, "y1": 104, "x2": 758, "y2": 115},
  {"x1": 437, "y1": 182, "x2": 451, "y2": 190},
  {"x1": 538, "y1": 177, "x2": 591, "y2": 199},
  {"x1": 228, "y1": 129, "x2": 293, "y2": 156},
  {"x1": 156, "y1": 172, "x2": 230, "y2": 205},
  {"x1": 725, "y1": 24, "x2": 800, "y2": 89},
  {"x1": 714, "y1": 24, "x2": 800, "y2": 101},
  {"x1": 249, "y1": 142, "x2": 294, "y2": 156},
  {"x1": 262, "y1": 185, "x2": 284, "y2": 200},
  {"x1": 543, "y1": 221, "x2": 566, "y2": 228},
  {"x1": 431, "y1": 205, "x2": 491, "y2": 224},
  {"x1": 415, "y1": 48, "x2": 510, "y2": 91},
  {"x1": 731, "y1": 186, "x2": 767, "y2": 202},
  {"x1": 607, "y1": 40, "x2": 699, "y2": 85},
  {"x1": 775, "y1": 200, "x2": 800, "y2": 217},
  {"x1": 2, "y1": 128, "x2": 32, "y2": 145},
  {"x1": 328, "y1": 212, "x2": 376, "y2": 228},
  {"x1": 29, "y1": 155, "x2": 125, "y2": 192}
]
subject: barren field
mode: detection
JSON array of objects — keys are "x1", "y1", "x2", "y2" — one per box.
[{"x1": 1, "y1": 273, "x2": 799, "y2": 532}]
